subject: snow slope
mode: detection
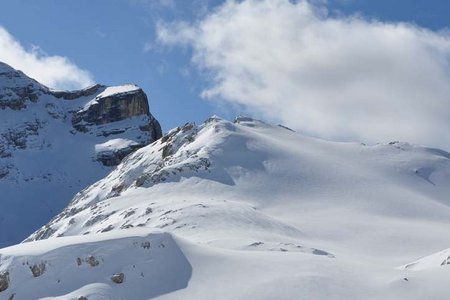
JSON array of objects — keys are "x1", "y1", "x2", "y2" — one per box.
[
  {"x1": 0, "y1": 229, "x2": 192, "y2": 300},
  {"x1": 0, "y1": 62, "x2": 161, "y2": 247},
  {"x1": 0, "y1": 116, "x2": 444, "y2": 299}
]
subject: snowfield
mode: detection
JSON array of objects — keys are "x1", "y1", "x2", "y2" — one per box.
[{"x1": 1, "y1": 116, "x2": 450, "y2": 299}]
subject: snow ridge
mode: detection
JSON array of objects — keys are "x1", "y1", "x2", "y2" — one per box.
[{"x1": 17, "y1": 115, "x2": 450, "y2": 299}]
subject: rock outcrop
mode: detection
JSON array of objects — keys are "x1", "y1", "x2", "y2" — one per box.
[
  {"x1": 0, "y1": 272, "x2": 9, "y2": 292},
  {"x1": 111, "y1": 272, "x2": 125, "y2": 284},
  {"x1": 69, "y1": 84, "x2": 162, "y2": 164},
  {"x1": 29, "y1": 262, "x2": 46, "y2": 277},
  {"x1": 0, "y1": 62, "x2": 162, "y2": 170},
  {"x1": 0, "y1": 61, "x2": 162, "y2": 247},
  {"x1": 72, "y1": 86, "x2": 150, "y2": 127}
]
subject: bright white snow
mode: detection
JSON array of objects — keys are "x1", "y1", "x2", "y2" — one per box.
[
  {"x1": 1, "y1": 116, "x2": 450, "y2": 299},
  {"x1": 95, "y1": 138, "x2": 139, "y2": 154},
  {"x1": 96, "y1": 84, "x2": 140, "y2": 98}
]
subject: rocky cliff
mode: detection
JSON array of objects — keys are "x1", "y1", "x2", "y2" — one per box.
[{"x1": 0, "y1": 62, "x2": 162, "y2": 247}]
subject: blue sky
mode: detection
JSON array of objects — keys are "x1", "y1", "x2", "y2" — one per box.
[
  {"x1": 0, "y1": 0, "x2": 449, "y2": 150},
  {"x1": 329, "y1": 0, "x2": 449, "y2": 30},
  {"x1": 0, "y1": 0, "x2": 225, "y2": 131}
]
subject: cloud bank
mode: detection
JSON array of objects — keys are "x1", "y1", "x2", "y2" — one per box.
[
  {"x1": 158, "y1": 0, "x2": 450, "y2": 149},
  {"x1": 0, "y1": 27, "x2": 94, "y2": 90}
]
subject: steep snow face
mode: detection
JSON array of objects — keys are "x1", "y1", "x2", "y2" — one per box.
[{"x1": 0, "y1": 62, "x2": 162, "y2": 247}]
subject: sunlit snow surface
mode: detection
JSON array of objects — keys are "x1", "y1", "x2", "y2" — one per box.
[{"x1": 2, "y1": 117, "x2": 450, "y2": 299}]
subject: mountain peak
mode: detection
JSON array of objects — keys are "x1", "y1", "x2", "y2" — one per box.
[
  {"x1": 0, "y1": 61, "x2": 28, "y2": 75},
  {"x1": 0, "y1": 62, "x2": 48, "y2": 110},
  {"x1": 0, "y1": 62, "x2": 46, "y2": 89},
  {"x1": 0, "y1": 62, "x2": 162, "y2": 247}
]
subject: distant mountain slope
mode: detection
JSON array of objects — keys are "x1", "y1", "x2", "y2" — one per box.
[{"x1": 0, "y1": 62, "x2": 162, "y2": 247}]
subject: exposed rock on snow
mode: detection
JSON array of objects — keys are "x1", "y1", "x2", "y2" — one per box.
[
  {"x1": 86, "y1": 256, "x2": 100, "y2": 267},
  {"x1": 0, "y1": 271, "x2": 9, "y2": 292},
  {"x1": 0, "y1": 231, "x2": 192, "y2": 299},
  {"x1": 111, "y1": 272, "x2": 125, "y2": 284},
  {"x1": 29, "y1": 262, "x2": 46, "y2": 277}
]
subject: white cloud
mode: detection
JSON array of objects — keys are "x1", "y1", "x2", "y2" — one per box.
[
  {"x1": 0, "y1": 26, "x2": 94, "y2": 90},
  {"x1": 158, "y1": 0, "x2": 450, "y2": 150}
]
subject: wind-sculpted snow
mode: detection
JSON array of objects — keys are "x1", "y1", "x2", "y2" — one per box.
[
  {"x1": 20, "y1": 115, "x2": 450, "y2": 299},
  {"x1": 0, "y1": 62, "x2": 162, "y2": 247},
  {"x1": 0, "y1": 230, "x2": 191, "y2": 300}
]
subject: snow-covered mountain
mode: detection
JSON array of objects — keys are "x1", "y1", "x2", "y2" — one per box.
[
  {"x1": 0, "y1": 62, "x2": 162, "y2": 247},
  {"x1": 1, "y1": 115, "x2": 450, "y2": 299}
]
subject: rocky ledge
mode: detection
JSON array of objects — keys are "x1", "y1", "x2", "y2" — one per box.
[
  {"x1": 0, "y1": 62, "x2": 162, "y2": 170},
  {"x1": 71, "y1": 85, "x2": 158, "y2": 131}
]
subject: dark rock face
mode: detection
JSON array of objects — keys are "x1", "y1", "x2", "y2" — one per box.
[
  {"x1": 72, "y1": 88, "x2": 153, "y2": 129},
  {"x1": 0, "y1": 272, "x2": 9, "y2": 292},
  {"x1": 69, "y1": 86, "x2": 163, "y2": 166},
  {"x1": 70, "y1": 87, "x2": 163, "y2": 160}
]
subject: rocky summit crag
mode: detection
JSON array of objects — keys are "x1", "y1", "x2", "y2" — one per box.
[{"x1": 0, "y1": 62, "x2": 162, "y2": 247}]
